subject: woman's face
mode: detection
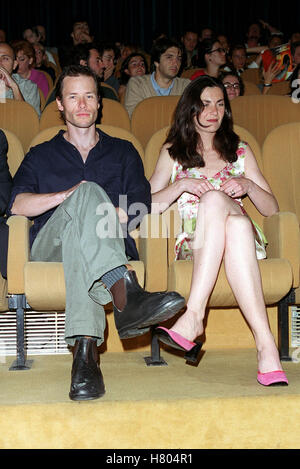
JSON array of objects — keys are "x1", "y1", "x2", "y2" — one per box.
[
  {"x1": 207, "y1": 41, "x2": 226, "y2": 66},
  {"x1": 16, "y1": 50, "x2": 33, "y2": 74},
  {"x1": 125, "y1": 55, "x2": 146, "y2": 77},
  {"x1": 231, "y1": 48, "x2": 246, "y2": 70},
  {"x1": 195, "y1": 86, "x2": 225, "y2": 133},
  {"x1": 222, "y1": 74, "x2": 241, "y2": 101}
]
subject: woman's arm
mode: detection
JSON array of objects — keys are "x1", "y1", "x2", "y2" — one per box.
[
  {"x1": 220, "y1": 144, "x2": 279, "y2": 216},
  {"x1": 150, "y1": 144, "x2": 214, "y2": 213}
]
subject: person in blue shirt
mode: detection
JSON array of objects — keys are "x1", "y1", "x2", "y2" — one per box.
[{"x1": 8, "y1": 65, "x2": 185, "y2": 401}]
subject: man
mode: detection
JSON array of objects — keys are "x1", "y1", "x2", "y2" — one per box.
[
  {"x1": 0, "y1": 42, "x2": 40, "y2": 115},
  {"x1": 0, "y1": 130, "x2": 12, "y2": 279},
  {"x1": 71, "y1": 20, "x2": 93, "y2": 45},
  {"x1": 97, "y1": 42, "x2": 120, "y2": 93},
  {"x1": 181, "y1": 29, "x2": 199, "y2": 69},
  {"x1": 9, "y1": 65, "x2": 185, "y2": 401},
  {"x1": 74, "y1": 43, "x2": 118, "y2": 100},
  {"x1": 125, "y1": 37, "x2": 190, "y2": 118}
]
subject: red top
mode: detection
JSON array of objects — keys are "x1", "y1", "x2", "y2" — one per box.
[{"x1": 190, "y1": 69, "x2": 206, "y2": 80}]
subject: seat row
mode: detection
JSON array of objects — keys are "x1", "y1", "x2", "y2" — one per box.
[
  {"x1": 0, "y1": 122, "x2": 299, "y2": 368},
  {"x1": 0, "y1": 93, "x2": 300, "y2": 153}
]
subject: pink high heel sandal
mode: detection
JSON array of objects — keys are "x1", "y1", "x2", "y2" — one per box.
[{"x1": 257, "y1": 370, "x2": 288, "y2": 386}]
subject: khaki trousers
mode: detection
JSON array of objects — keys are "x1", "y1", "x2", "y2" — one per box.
[{"x1": 31, "y1": 182, "x2": 128, "y2": 345}]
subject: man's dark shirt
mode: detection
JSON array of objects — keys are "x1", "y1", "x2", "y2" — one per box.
[
  {"x1": 0, "y1": 130, "x2": 12, "y2": 216},
  {"x1": 8, "y1": 129, "x2": 151, "y2": 260},
  {"x1": 0, "y1": 130, "x2": 12, "y2": 278}
]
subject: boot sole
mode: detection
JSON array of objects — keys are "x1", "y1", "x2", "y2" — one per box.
[
  {"x1": 69, "y1": 390, "x2": 106, "y2": 401},
  {"x1": 118, "y1": 297, "x2": 185, "y2": 338}
]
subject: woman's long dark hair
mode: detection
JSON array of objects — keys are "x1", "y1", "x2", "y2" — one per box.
[{"x1": 165, "y1": 75, "x2": 240, "y2": 169}]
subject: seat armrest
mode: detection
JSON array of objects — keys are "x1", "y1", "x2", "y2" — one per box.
[
  {"x1": 7, "y1": 215, "x2": 31, "y2": 294},
  {"x1": 263, "y1": 211, "x2": 300, "y2": 288},
  {"x1": 138, "y1": 213, "x2": 168, "y2": 292}
]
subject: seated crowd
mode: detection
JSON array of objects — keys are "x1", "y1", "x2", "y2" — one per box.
[
  {"x1": 0, "y1": 17, "x2": 298, "y2": 400},
  {"x1": 0, "y1": 18, "x2": 300, "y2": 117}
]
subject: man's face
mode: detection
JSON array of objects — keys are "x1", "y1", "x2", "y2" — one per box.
[
  {"x1": 293, "y1": 46, "x2": 300, "y2": 65},
  {"x1": 56, "y1": 75, "x2": 100, "y2": 129},
  {"x1": 247, "y1": 24, "x2": 260, "y2": 39},
  {"x1": 155, "y1": 47, "x2": 182, "y2": 80},
  {"x1": 0, "y1": 43, "x2": 16, "y2": 75},
  {"x1": 71, "y1": 22, "x2": 90, "y2": 44},
  {"x1": 182, "y1": 32, "x2": 198, "y2": 52},
  {"x1": 201, "y1": 28, "x2": 213, "y2": 40},
  {"x1": 88, "y1": 48, "x2": 102, "y2": 76},
  {"x1": 36, "y1": 25, "x2": 46, "y2": 42}
]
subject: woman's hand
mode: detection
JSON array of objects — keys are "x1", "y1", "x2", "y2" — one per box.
[
  {"x1": 220, "y1": 176, "x2": 252, "y2": 198},
  {"x1": 178, "y1": 177, "x2": 215, "y2": 197}
]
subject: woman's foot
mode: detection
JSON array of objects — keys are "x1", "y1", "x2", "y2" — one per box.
[
  {"x1": 256, "y1": 337, "x2": 283, "y2": 374},
  {"x1": 170, "y1": 306, "x2": 205, "y2": 342}
]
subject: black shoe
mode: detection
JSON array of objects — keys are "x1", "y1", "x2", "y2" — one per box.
[
  {"x1": 69, "y1": 337, "x2": 105, "y2": 401},
  {"x1": 113, "y1": 271, "x2": 185, "y2": 339}
]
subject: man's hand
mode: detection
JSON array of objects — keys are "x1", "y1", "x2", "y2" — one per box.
[
  {"x1": 0, "y1": 65, "x2": 14, "y2": 89},
  {"x1": 60, "y1": 180, "x2": 87, "y2": 202}
]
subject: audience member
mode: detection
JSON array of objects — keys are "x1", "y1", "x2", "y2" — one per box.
[
  {"x1": 125, "y1": 37, "x2": 190, "y2": 118},
  {"x1": 23, "y1": 26, "x2": 56, "y2": 65},
  {"x1": 181, "y1": 28, "x2": 199, "y2": 69},
  {"x1": 217, "y1": 33, "x2": 230, "y2": 54},
  {"x1": 114, "y1": 42, "x2": 138, "y2": 78},
  {"x1": 0, "y1": 42, "x2": 40, "y2": 115},
  {"x1": 118, "y1": 52, "x2": 148, "y2": 102},
  {"x1": 70, "y1": 20, "x2": 93, "y2": 45},
  {"x1": 199, "y1": 27, "x2": 214, "y2": 41},
  {"x1": 291, "y1": 41, "x2": 300, "y2": 66},
  {"x1": 44, "y1": 42, "x2": 118, "y2": 109},
  {"x1": 8, "y1": 64, "x2": 185, "y2": 400},
  {"x1": 224, "y1": 44, "x2": 264, "y2": 75},
  {"x1": 33, "y1": 42, "x2": 56, "y2": 83},
  {"x1": 190, "y1": 37, "x2": 226, "y2": 79},
  {"x1": 245, "y1": 22, "x2": 262, "y2": 48},
  {"x1": 97, "y1": 42, "x2": 120, "y2": 92},
  {"x1": 13, "y1": 40, "x2": 49, "y2": 99},
  {"x1": 0, "y1": 130, "x2": 12, "y2": 279},
  {"x1": 149, "y1": 75, "x2": 288, "y2": 387},
  {"x1": 220, "y1": 70, "x2": 244, "y2": 100},
  {"x1": 73, "y1": 42, "x2": 118, "y2": 101}
]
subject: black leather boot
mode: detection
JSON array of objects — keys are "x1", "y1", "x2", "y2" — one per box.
[
  {"x1": 69, "y1": 337, "x2": 105, "y2": 401},
  {"x1": 112, "y1": 270, "x2": 185, "y2": 339}
]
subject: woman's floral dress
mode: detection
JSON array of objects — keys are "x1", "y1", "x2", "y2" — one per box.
[{"x1": 171, "y1": 141, "x2": 267, "y2": 261}]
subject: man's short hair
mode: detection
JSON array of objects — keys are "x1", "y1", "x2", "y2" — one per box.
[
  {"x1": 55, "y1": 64, "x2": 102, "y2": 102},
  {"x1": 150, "y1": 37, "x2": 183, "y2": 72},
  {"x1": 72, "y1": 43, "x2": 98, "y2": 65}
]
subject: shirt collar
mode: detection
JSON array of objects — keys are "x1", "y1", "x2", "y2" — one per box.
[{"x1": 150, "y1": 72, "x2": 175, "y2": 96}]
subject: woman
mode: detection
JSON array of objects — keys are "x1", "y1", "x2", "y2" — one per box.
[
  {"x1": 150, "y1": 76, "x2": 288, "y2": 386},
  {"x1": 220, "y1": 70, "x2": 244, "y2": 100},
  {"x1": 190, "y1": 38, "x2": 226, "y2": 80},
  {"x1": 13, "y1": 40, "x2": 49, "y2": 99},
  {"x1": 118, "y1": 52, "x2": 148, "y2": 102}
]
